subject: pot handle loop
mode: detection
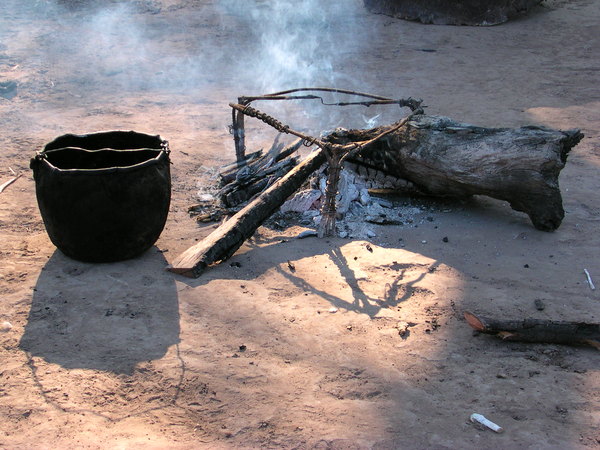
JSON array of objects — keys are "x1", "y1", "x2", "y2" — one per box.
[{"x1": 30, "y1": 151, "x2": 47, "y2": 170}]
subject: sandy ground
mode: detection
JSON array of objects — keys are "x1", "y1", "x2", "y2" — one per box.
[{"x1": 1, "y1": 0, "x2": 599, "y2": 448}]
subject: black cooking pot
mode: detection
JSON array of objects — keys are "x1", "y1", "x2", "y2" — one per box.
[{"x1": 31, "y1": 131, "x2": 171, "y2": 262}]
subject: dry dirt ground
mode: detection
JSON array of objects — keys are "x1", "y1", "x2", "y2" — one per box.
[{"x1": 1, "y1": 0, "x2": 599, "y2": 448}]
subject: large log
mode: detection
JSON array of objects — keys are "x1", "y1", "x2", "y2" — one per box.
[
  {"x1": 363, "y1": 0, "x2": 544, "y2": 26},
  {"x1": 168, "y1": 149, "x2": 326, "y2": 277},
  {"x1": 332, "y1": 115, "x2": 583, "y2": 231},
  {"x1": 464, "y1": 311, "x2": 600, "y2": 348}
]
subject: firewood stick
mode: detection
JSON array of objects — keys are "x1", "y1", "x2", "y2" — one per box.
[
  {"x1": 464, "y1": 311, "x2": 600, "y2": 349},
  {"x1": 168, "y1": 149, "x2": 325, "y2": 277}
]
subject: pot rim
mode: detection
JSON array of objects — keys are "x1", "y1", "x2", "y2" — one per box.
[{"x1": 33, "y1": 146, "x2": 170, "y2": 174}]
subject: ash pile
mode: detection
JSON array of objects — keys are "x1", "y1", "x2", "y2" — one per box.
[
  {"x1": 277, "y1": 163, "x2": 433, "y2": 239},
  {"x1": 190, "y1": 147, "x2": 441, "y2": 241}
]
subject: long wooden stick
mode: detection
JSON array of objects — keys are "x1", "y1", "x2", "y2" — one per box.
[
  {"x1": 464, "y1": 311, "x2": 600, "y2": 349},
  {"x1": 168, "y1": 149, "x2": 326, "y2": 277}
]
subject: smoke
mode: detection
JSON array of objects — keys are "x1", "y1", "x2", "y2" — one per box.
[
  {"x1": 217, "y1": 0, "x2": 359, "y2": 93},
  {"x1": 18, "y1": 0, "x2": 365, "y2": 93},
  {"x1": 2, "y1": 0, "x2": 392, "y2": 137},
  {"x1": 212, "y1": 0, "x2": 376, "y2": 134}
]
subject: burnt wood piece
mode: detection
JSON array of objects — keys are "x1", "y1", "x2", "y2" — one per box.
[
  {"x1": 219, "y1": 150, "x2": 263, "y2": 183},
  {"x1": 330, "y1": 115, "x2": 583, "y2": 231},
  {"x1": 219, "y1": 139, "x2": 304, "y2": 206},
  {"x1": 363, "y1": 0, "x2": 544, "y2": 26},
  {"x1": 464, "y1": 311, "x2": 600, "y2": 349},
  {"x1": 168, "y1": 149, "x2": 326, "y2": 277},
  {"x1": 219, "y1": 157, "x2": 298, "y2": 207}
]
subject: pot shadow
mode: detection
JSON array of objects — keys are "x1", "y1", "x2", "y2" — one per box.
[{"x1": 19, "y1": 248, "x2": 180, "y2": 375}]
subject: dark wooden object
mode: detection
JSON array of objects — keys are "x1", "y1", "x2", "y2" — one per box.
[
  {"x1": 227, "y1": 94, "x2": 422, "y2": 237},
  {"x1": 464, "y1": 311, "x2": 600, "y2": 349},
  {"x1": 334, "y1": 115, "x2": 583, "y2": 231},
  {"x1": 168, "y1": 149, "x2": 326, "y2": 277},
  {"x1": 219, "y1": 138, "x2": 304, "y2": 207},
  {"x1": 363, "y1": 0, "x2": 544, "y2": 25}
]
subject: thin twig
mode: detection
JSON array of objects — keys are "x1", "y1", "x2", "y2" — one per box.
[
  {"x1": 584, "y1": 269, "x2": 596, "y2": 291},
  {"x1": 0, "y1": 174, "x2": 21, "y2": 194},
  {"x1": 239, "y1": 87, "x2": 422, "y2": 111},
  {"x1": 229, "y1": 103, "x2": 417, "y2": 155}
]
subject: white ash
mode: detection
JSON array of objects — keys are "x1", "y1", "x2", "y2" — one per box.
[
  {"x1": 195, "y1": 165, "x2": 222, "y2": 200},
  {"x1": 280, "y1": 166, "x2": 433, "y2": 239}
]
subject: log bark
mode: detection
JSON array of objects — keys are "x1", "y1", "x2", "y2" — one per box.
[
  {"x1": 363, "y1": 0, "x2": 544, "y2": 26},
  {"x1": 464, "y1": 311, "x2": 600, "y2": 349},
  {"x1": 331, "y1": 115, "x2": 583, "y2": 231},
  {"x1": 168, "y1": 149, "x2": 326, "y2": 277}
]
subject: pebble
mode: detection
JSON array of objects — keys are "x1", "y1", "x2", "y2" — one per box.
[
  {"x1": 197, "y1": 193, "x2": 215, "y2": 202},
  {"x1": 421, "y1": 240, "x2": 427, "y2": 244},
  {"x1": 0, "y1": 321, "x2": 12, "y2": 332},
  {"x1": 329, "y1": 307, "x2": 338, "y2": 313},
  {"x1": 534, "y1": 299, "x2": 545, "y2": 311},
  {"x1": 297, "y1": 230, "x2": 318, "y2": 239}
]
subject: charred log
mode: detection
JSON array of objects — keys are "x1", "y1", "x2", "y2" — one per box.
[
  {"x1": 218, "y1": 138, "x2": 304, "y2": 207},
  {"x1": 465, "y1": 311, "x2": 600, "y2": 349},
  {"x1": 329, "y1": 115, "x2": 583, "y2": 231},
  {"x1": 168, "y1": 149, "x2": 326, "y2": 278},
  {"x1": 363, "y1": 0, "x2": 544, "y2": 26}
]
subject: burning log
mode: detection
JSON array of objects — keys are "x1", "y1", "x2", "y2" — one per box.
[
  {"x1": 226, "y1": 90, "x2": 424, "y2": 237},
  {"x1": 464, "y1": 311, "x2": 600, "y2": 349}
]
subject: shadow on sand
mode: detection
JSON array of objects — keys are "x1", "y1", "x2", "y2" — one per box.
[{"x1": 19, "y1": 247, "x2": 180, "y2": 375}]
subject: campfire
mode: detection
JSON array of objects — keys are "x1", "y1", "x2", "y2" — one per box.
[{"x1": 168, "y1": 88, "x2": 583, "y2": 278}]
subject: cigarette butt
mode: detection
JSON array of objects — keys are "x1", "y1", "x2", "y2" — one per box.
[
  {"x1": 470, "y1": 413, "x2": 504, "y2": 433},
  {"x1": 584, "y1": 269, "x2": 595, "y2": 290}
]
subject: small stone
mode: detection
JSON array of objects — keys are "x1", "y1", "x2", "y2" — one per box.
[
  {"x1": 421, "y1": 240, "x2": 427, "y2": 244},
  {"x1": 0, "y1": 321, "x2": 13, "y2": 332},
  {"x1": 396, "y1": 321, "x2": 410, "y2": 337},
  {"x1": 442, "y1": 236, "x2": 449, "y2": 243},
  {"x1": 297, "y1": 230, "x2": 318, "y2": 239},
  {"x1": 534, "y1": 299, "x2": 545, "y2": 311},
  {"x1": 197, "y1": 193, "x2": 215, "y2": 202},
  {"x1": 329, "y1": 307, "x2": 338, "y2": 313},
  {"x1": 524, "y1": 264, "x2": 530, "y2": 268}
]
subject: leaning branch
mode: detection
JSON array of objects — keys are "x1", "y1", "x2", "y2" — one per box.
[{"x1": 168, "y1": 149, "x2": 326, "y2": 278}]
